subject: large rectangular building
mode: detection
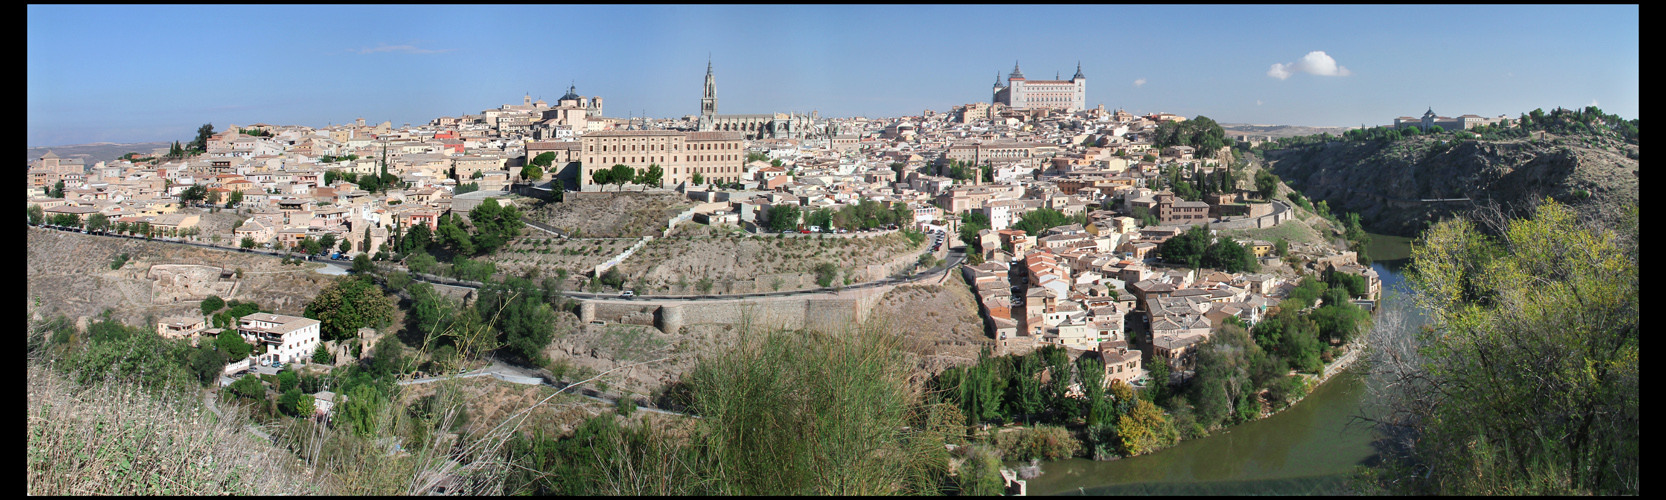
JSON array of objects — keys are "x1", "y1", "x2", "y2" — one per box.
[
  {"x1": 579, "y1": 130, "x2": 746, "y2": 188},
  {"x1": 993, "y1": 62, "x2": 1087, "y2": 112}
]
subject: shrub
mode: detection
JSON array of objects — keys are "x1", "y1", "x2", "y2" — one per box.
[
  {"x1": 989, "y1": 424, "x2": 1081, "y2": 461},
  {"x1": 228, "y1": 375, "x2": 265, "y2": 401}
]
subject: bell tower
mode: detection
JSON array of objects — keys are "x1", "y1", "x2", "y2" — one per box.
[{"x1": 699, "y1": 58, "x2": 718, "y2": 131}]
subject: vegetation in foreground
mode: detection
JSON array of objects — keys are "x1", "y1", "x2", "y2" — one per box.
[{"x1": 1358, "y1": 199, "x2": 1637, "y2": 494}]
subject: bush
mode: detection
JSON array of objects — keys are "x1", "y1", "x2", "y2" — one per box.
[
  {"x1": 957, "y1": 445, "x2": 1006, "y2": 496},
  {"x1": 228, "y1": 375, "x2": 265, "y2": 401},
  {"x1": 989, "y1": 424, "x2": 1081, "y2": 461},
  {"x1": 201, "y1": 295, "x2": 225, "y2": 315},
  {"x1": 615, "y1": 397, "x2": 637, "y2": 416}
]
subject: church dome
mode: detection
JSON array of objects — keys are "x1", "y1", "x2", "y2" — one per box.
[{"x1": 560, "y1": 84, "x2": 581, "y2": 102}]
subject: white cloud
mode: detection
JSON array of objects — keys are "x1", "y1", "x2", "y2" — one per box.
[
  {"x1": 1133, "y1": 78, "x2": 1146, "y2": 87},
  {"x1": 1267, "y1": 51, "x2": 1351, "y2": 80},
  {"x1": 354, "y1": 43, "x2": 453, "y2": 55},
  {"x1": 1256, "y1": 99, "x2": 1264, "y2": 106}
]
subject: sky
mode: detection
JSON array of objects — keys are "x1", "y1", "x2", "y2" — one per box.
[{"x1": 28, "y1": 4, "x2": 1639, "y2": 147}]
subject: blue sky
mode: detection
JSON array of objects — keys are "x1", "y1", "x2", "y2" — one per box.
[{"x1": 28, "y1": 4, "x2": 1638, "y2": 147}]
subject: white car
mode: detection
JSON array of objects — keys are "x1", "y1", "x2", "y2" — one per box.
[{"x1": 620, "y1": 290, "x2": 635, "y2": 298}]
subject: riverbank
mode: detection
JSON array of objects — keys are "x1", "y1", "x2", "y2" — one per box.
[{"x1": 1013, "y1": 258, "x2": 1412, "y2": 495}]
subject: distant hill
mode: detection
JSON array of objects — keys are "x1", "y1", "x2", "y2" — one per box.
[
  {"x1": 1219, "y1": 123, "x2": 1357, "y2": 139},
  {"x1": 1262, "y1": 130, "x2": 1638, "y2": 237},
  {"x1": 26, "y1": 142, "x2": 172, "y2": 166}
]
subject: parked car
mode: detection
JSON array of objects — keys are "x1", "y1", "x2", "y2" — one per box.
[{"x1": 620, "y1": 290, "x2": 635, "y2": 298}]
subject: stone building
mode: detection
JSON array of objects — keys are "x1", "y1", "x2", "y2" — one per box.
[
  {"x1": 696, "y1": 59, "x2": 823, "y2": 140},
  {"x1": 993, "y1": 62, "x2": 1086, "y2": 112}
]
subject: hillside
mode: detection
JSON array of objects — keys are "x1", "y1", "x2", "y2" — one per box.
[
  {"x1": 27, "y1": 141, "x2": 172, "y2": 165},
  {"x1": 1262, "y1": 131, "x2": 1639, "y2": 236}
]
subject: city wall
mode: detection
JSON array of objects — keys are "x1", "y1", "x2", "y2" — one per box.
[{"x1": 577, "y1": 287, "x2": 890, "y2": 334}]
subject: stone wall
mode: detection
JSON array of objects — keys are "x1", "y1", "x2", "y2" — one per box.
[{"x1": 578, "y1": 287, "x2": 889, "y2": 335}]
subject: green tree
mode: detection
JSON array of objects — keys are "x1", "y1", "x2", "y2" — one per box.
[
  {"x1": 351, "y1": 253, "x2": 375, "y2": 274},
  {"x1": 27, "y1": 204, "x2": 44, "y2": 226},
  {"x1": 639, "y1": 163, "x2": 664, "y2": 187},
  {"x1": 241, "y1": 236, "x2": 256, "y2": 249},
  {"x1": 84, "y1": 213, "x2": 110, "y2": 233},
  {"x1": 201, "y1": 295, "x2": 225, "y2": 315},
  {"x1": 530, "y1": 151, "x2": 556, "y2": 168},
  {"x1": 214, "y1": 331, "x2": 253, "y2": 360},
  {"x1": 520, "y1": 163, "x2": 544, "y2": 183},
  {"x1": 338, "y1": 238, "x2": 353, "y2": 254},
  {"x1": 277, "y1": 369, "x2": 299, "y2": 392},
  {"x1": 591, "y1": 168, "x2": 613, "y2": 188},
  {"x1": 312, "y1": 343, "x2": 333, "y2": 365},
  {"x1": 187, "y1": 123, "x2": 215, "y2": 153},
  {"x1": 50, "y1": 180, "x2": 66, "y2": 198},
  {"x1": 279, "y1": 388, "x2": 314, "y2": 417},
  {"x1": 179, "y1": 184, "x2": 207, "y2": 206},
  {"x1": 690, "y1": 171, "x2": 704, "y2": 186},
  {"x1": 1254, "y1": 169, "x2": 1280, "y2": 200},
  {"x1": 303, "y1": 275, "x2": 395, "y2": 341},
  {"x1": 766, "y1": 204, "x2": 802, "y2": 232},
  {"x1": 609, "y1": 164, "x2": 634, "y2": 191},
  {"x1": 1117, "y1": 398, "x2": 1179, "y2": 456},
  {"x1": 1158, "y1": 224, "x2": 1211, "y2": 269},
  {"x1": 1368, "y1": 199, "x2": 1637, "y2": 494},
  {"x1": 225, "y1": 189, "x2": 243, "y2": 208},
  {"x1": 227, "y1": 375, "x2": 264, "y2": 401}
]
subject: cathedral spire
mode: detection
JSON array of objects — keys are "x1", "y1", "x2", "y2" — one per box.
[{"x1": 1073, "y1": 61, "x2": 1085, "y2": 80}]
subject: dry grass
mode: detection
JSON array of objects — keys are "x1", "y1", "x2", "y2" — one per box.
[{"x1": 26, "y1": 363, "x2": 321, "y2": 495}]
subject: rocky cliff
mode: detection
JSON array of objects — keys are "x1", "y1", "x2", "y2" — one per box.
[{"x1": 1263, "y1": 132, "x2": 1638, "y2": 236}]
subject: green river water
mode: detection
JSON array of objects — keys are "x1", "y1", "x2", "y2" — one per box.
[{"x1": 1020, "y1": 234, "x2": 1416, "y2": 496}]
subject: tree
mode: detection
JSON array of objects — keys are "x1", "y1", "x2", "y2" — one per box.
[
  {"x1": 27, "y1": 204, "x2": 44, "y2": 226},
  {"x1": 339, "y1": 238, "x2": 353, "y2": 254},
  {"x1": 318, "y1": 233, "x2": 338, "y2": 254},
  {"x1": 520, "y1": 164, "x2": 544, "y2": 183},
  {"x1": 241, "y1": 236, "x2": 256, "y2": 249},
  {"x1": 608, "y1": 164, "x2": 634, "y2": 191},
  {"x1": 766, "y1": 204, "x2": 802, "y2": 232},
  {"x1": 1158, "y1": 224, "x2": 1211, "y2": 269},
  {"x1": 370, "y1": 333, "x2": 409, "y2": 376},
  {"x1": 277, "y1": 369, "x2": 299, "y2": 392},
  {"x1": 227, "y1": 375, "x2": 264, "y2": 401},
  {"x1": 639, "y1": 163, "x2": 664, "y2": 188},
  {"x1": 591, "y1": 168, "x2": 613, "y2": 189},
  {"x1": 215, "y1": 331, "x2": 253, "y2": 360},
  {"x1": 530, "y1": 151, "x2": 556, "y2": 168},
  {"x1": 690, "y1": 171, "x2": 704, "y2": 186},
  {"x1": 1367, "y1": 199, "x2": 1637, "y2": 494},
  {"x1": 298, "y1": 236, "x2": 323, "y2": 256},
  {"x1": 403, "y1": 223, "x2": 434, "y2": 255},
  {"x1": 352, "y1": 253, "x2": 375, "y2": 274},
  {"x1": 1254, "y1": 169, "x2": 1280, "y2": 200},
  {"x1": 312, "y1": 343, "x2": 334, "y2": 365},
  {"x1": 279, "y1": 388, "x2": 314, "y2": 417},
  {"x1": 187, "y1": 123, "x2": 215, "y2": 153},
  {"x1": 201, "y1": 295, "x2": 225, "y2": 315},
  {"x1": 225, "y1": 189, "x2": 243, "y2": 208},
  {"x1": 84, "y1": 213, "x2": 110, "y2": 233},
  {"x1": 188, "y1": 344, "x2": 228, "y2": 387},
  {"x1": 179, "y1": 185, "x2": 207, "y2": 206},
  {"x1": 303, "y1": 275, "x2": 395, "y2": 341},
  {"x1": 1117, "y1": 398, "x2": 1179, "y2": 456}
]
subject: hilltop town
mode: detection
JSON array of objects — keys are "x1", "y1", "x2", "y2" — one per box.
[{"x1": 26, "y1": 61, "x2": 1395, "y2": 393}]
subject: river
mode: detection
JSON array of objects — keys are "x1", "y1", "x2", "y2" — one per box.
[{"x1": 1019, "y1": 234, "x2": 1416, "y2": 496}]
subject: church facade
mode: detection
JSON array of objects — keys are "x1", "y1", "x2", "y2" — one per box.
[{"x1": 696, "y1": 60, "x2": 824, "y2": 140}]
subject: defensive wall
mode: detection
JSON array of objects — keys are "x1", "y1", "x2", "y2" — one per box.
[{"x1": 577, "y1": 284, "x2": 893, "y2": 335}]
